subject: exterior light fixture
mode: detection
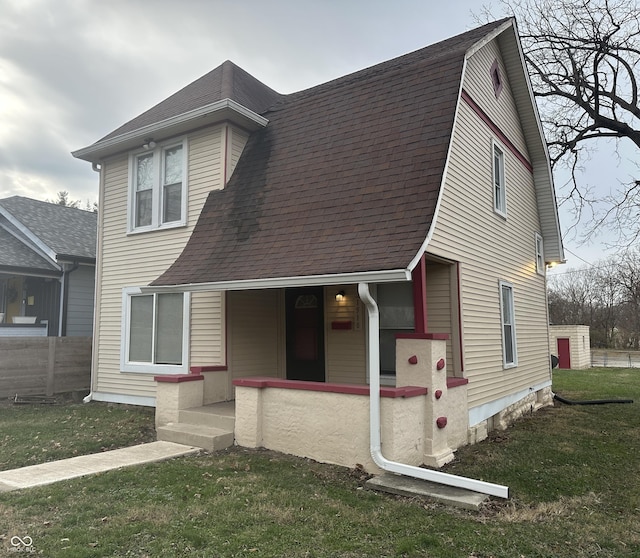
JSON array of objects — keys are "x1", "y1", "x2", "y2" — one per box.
[
  {"x1": 335, "y1": 290, "x2": 345, "y2": 302},
  {"x1": 142, "y1": 139, "x2": 156, "y2": 150}
]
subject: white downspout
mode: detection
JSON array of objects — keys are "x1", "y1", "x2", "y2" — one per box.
[
  {"x1": 84, "y1": 161, "x2": 102, "y2": 404},
  {"x1": 358, "y1": 282, "x2": 509, "y2": 499}
]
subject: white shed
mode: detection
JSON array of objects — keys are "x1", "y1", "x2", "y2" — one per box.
[{"x1": 549, "y1": 325, "x2": 591, "y2": 369}]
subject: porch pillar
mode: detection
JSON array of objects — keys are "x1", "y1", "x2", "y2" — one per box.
[
  {"x1": 234, "y1": 385, "x2": 264, "y2": 448},
  {"x1": 411, "y1": 255, "x2": 428, "y2": 334},
  {"x1": 154, "y1": 374, "x2": 204, "y2": 427},
  {"x1": 395, "y1": 333, "x2": 454, "y2": 467}
]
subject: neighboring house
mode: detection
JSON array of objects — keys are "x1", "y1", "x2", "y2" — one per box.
[
  {"x1": 0, "y1": 197, "x2": 97, "y2": 337},
  {"x1": 74, "y1": 19, "x2": 564, "y2": 473}
]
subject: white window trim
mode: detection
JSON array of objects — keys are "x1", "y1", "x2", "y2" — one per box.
[
  {"x1": 535, "y1": 232, "x2": 545, "y2": 276},
  {"x1": 499, "y1": 280, "x2": 517, "y2": 369},
  {"x1": 127, "y1": 138, "x2": 189, "y2": 234},
  {"x1": 120, "y1": 286, "x2": 190, "y2": 374},
  {"x1": 492, "y1": 140, "x2": 507, "y2": 218}
]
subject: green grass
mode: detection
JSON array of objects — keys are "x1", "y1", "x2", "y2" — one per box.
[
  {"x1": 0, "y1": 368, "x2": 639, "y2": 557},
  {"x1": 0, "y1": 399, "x2": 156, "y2": 471}
]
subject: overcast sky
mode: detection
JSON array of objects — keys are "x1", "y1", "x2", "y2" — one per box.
[{"x1": 0, "y1": 0, "x2": 633, "y2": 271}]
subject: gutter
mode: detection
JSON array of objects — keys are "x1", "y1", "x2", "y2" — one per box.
[
  {"x1": 142, "y1": 268, "x2": 411, "y2": 294},
  {"x1": 358, "y1": 282, "x2": 509, "y2": 499},
  {"x1": 72, "y1": 99, "x2": 269, "y2": 163}
]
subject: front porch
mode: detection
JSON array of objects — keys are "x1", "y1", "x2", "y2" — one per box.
[{"x1": 155, "y1": 335, "x2": 471, "y2": 472}]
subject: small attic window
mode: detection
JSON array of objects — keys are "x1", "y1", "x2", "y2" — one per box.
[{"x1": 490, "y1": 59, "x2": 503, "y2": 98}]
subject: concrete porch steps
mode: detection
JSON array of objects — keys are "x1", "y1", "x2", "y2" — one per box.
[
  {"x1": 179, "y1": 401, "x2": 235, "y2": 431},
  {"x1": 157, "y1": 401, "x2": 235, "y2": 452}
]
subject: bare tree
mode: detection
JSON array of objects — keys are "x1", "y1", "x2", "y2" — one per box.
[
  {"x1": 479, "y1": 0, "x2": 640, "y2": 244},
  {"x1": 548, "y1": 250, "x2": 640, "y2": 348},
  {"x1": 614, "y1": 250, "x2": 640, "y2": 347}
]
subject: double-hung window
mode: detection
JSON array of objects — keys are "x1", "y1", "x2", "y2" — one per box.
[
  {"x1": 121, "y1": 287, "x2": 190, "y2": 374},
  {"x1": 130, "y1": 140, "x2": 187, "y2": 232},
  {"x1": 535, "y1": 233, "x2": 545, "y2": 276},
  {"x1": 493, "y1": 143, "x2": 506, "y2": 217},
  {"x1": 377, "y1": 282, "x2": 415, "y2": 377},
  {"x1": 499, "y1": 280, "x2": 517, "y2": 368}
]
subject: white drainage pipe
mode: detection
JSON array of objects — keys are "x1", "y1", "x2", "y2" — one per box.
[{"x1": 358, "y1": 282, "x2": 509, "y2": 499}]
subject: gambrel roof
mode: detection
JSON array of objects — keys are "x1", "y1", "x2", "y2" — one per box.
[{"x1": 75, "y1": 18, "x2": 564, "y2": 290}]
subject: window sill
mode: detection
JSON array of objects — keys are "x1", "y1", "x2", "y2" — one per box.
[
  {"x1": 122, "y1": 363, "x2": 188, "y2": 375},
  {"x1": 127, "y1": 221, "x2": 187, "y2": 236}
]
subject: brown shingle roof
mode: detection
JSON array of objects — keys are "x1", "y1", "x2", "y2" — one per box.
[
  {"x1": 101, "y1": 61, "x2": 281, "y2": 142},
  {"x1": 152, "y1": 20, "x2": 511, "y2": 287}
]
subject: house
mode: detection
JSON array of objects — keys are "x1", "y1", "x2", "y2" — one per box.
[
  {"x1": 73, "y1": 18, "x2": 564, "y2": 475},
  {"x1": 0, "y1": 197, "x2": 97, "y2": 337}
]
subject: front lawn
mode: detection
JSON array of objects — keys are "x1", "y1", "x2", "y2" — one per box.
[
  {"x1": 0, "y1": 368, "x2": 638, "y2": 557},
  {"x1": 0, "y1": 399, "x2": 155, "y2": 471}
]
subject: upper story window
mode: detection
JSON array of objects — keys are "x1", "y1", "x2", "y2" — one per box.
[
  {"x1": 493, "y1": 142, "x2": 507, "y2": 217},
  {"x1": 129, "y1": 139, "x2": 187, "y2": 232},
  {"x1": 535, "y1": 233, "x2": 545, "y2": 276}
]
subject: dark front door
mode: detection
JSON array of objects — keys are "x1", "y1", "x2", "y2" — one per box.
[{"x1": 286, "y1": 287, "x2": 325, "y2": 382}]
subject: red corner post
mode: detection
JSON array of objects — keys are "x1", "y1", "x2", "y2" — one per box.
[{"x1": 412, "y1": 254, "x2": 428, "y2": 334}]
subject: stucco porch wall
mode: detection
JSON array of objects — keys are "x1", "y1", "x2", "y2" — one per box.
[{"x1": 233, "y1": 379, "x2": 428, "y2": 473}]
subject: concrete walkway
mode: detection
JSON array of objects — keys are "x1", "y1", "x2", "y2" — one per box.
[{"x1": 0, "y1": 441, "x2": 200, "y2": 492}]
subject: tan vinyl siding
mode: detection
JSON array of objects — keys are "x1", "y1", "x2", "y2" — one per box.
[
  {"x1": 463, "y1": 41, "x2": 529, "y2": 159},
  {"x1": 94, "y1": 125, "x2": 226, "y2": 401},
  {"x1": 324, "y1": 285, "x2": 366, "y2": 384},
  {"x1": 190, "y1": 291, "x2": 224, "y2": 366},
  {"x1": 497, "y1": 33, "x2": 563, "y2": 262},
  {"x1": 228, "y1": 290, "x2": 283, "y2": 379},
  {"x1": 428, "y1": 41, "x2": 549, "y2": 410},
  {"x1": 425, "y1": 263, "x2": 455, "y2": 373},
  {"x1": 227, "y1": 126, "x2": 250, "y2": 180}
]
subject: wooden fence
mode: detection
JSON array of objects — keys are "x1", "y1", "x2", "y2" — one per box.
[{"x1": 0, "y1": 337, "x2": 91, "y2": 399}]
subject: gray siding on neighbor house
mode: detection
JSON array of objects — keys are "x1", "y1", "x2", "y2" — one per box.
[{"x1": 66, "y1": 264, "x2": 95, "y2": 337}]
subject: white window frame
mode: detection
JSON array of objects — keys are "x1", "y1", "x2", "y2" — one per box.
[
  {"x1": 492, "y1": 141, "x2": 507, "y2": 218},
  {"x1": 120, "y1": 287, "x2": 190, "y2": 374},
  {"x1": 499, "y1": 280, "x2": 517, "y2": 368},
  {"x1": 128, "y1": 138, "x2": 188, "y2": 233},
  {"x1": 535, "y1": 233, "x2": 545, "y2": 276}
]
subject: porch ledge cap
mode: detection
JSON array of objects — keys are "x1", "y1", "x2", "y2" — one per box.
[
  {"x1": 190, "y1": 365, "x2": 227, "y2": 373},
  {"x1": 395, "y1": 333, "x2": 450, "y2": 340},
  {"x1": 155, "y1": 374, "x2": 204, "y2": 383},
  {"x1": 447, "y1": 377, "x2": 469, "y2": 388},
  {"x1": 232, "y1": 377, "x2": 427, "y2": 398}
]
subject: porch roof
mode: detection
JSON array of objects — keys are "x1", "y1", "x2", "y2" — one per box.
[
  {"x1": 0, "y1": 226, "x2": 59, "y2": 274},
  {"x1": 0, "y1": 197, "x2": 97, "y2": 262},
  {"x1": 152, "y1": 20, "x2": 512, "y2": 288}
]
